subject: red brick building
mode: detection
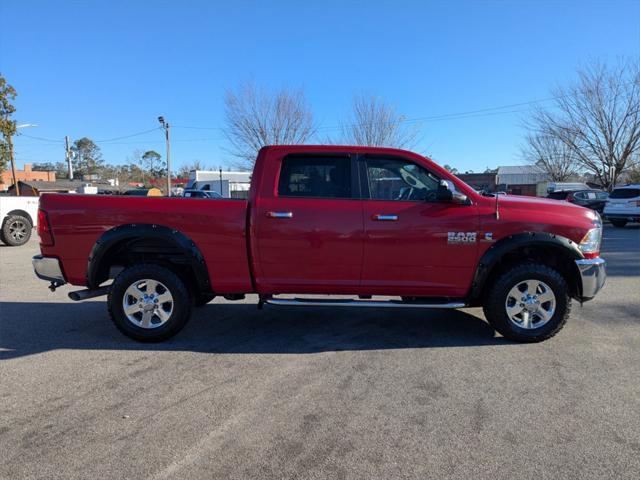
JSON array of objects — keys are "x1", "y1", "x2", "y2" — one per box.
[{"x1": 1, "y1": 163, "x2": 56, "y2": 190}]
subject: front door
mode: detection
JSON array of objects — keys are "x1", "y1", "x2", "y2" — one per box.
[
  {"x1": 360, "y1": 155, "x2": 479, "y2": 297},
  {"x1": 253, "y1": 153, "x2": 364, "y2": 293}
]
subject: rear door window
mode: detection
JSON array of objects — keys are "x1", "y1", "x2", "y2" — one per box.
[{"x1": 278, "y1": 155, "x2": 352, "y2": 199}]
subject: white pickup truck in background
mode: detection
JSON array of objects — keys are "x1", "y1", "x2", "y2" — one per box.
[{"x1": 0, "y1": 196, "x2": 39, "y2": 246}]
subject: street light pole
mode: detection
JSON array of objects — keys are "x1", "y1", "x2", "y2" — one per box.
[{"x1": 158, "y1": 116, "x2": 171, "y2": 196}]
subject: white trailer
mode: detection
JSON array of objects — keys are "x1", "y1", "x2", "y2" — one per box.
[{"x1": 0, "y1": 196, "x2": 40, "y2": 246}]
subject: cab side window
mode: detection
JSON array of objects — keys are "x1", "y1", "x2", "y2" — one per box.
[
  {"x1": 278, "y1": 156, "x2": 352, "y2": 199},
  {"x1": 365, "y1": 157, "x2": 440, "y2": 201}
]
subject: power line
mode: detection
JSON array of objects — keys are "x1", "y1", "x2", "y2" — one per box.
[
  {"x1": 94, "y1": 127, "x2": 161, "y2": 143},
  {"x1": 15, "y1": 79, "x2": 636, "y2": 147},
  {"x1": 12, "y1": 107, "x2": 528, "y2": 148},
  {"x1": 19, "y1": 133, "x2": 64, "y2": 143},
  {"x1": 170, "y1": 96, "x2": 557, "y2": 134},
  {"x1": 18, "y1": 128, "x2": 161, "y2": 145},
  {"x1": 172, "y1": 79, "x2": 637, "y2": 133}
]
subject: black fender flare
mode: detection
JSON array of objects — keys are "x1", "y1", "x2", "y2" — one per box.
[
  {"x1": 3, "y1": 209, "x2": 34, "y2": 226},
  {"x1": 87, "y1": 224, "x2": 210, "y2": 290},
  {"x1": 468, "y1": 232, "x2": 584, "y2": 301}
]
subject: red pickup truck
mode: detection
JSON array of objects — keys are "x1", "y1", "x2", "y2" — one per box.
[{"x1": 33, "y1": 145, "x2": 606, "y2": 343}]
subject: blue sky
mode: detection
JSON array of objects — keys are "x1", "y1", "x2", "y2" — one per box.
[{"x1": 1, "y1": 0, "x2": 639, "y2": 172}]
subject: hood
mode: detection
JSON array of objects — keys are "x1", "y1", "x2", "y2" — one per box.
[
  {"x1": 486, "y1": 194, "x2": 599, "y2": 242},
  {"x1": 498, "y1": 194, "x2": 581, "y2": 208}
]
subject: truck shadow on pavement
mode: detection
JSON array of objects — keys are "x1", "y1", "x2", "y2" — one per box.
[{"x1": 0, "y1": 302, "x2": 511, "y2": 359}]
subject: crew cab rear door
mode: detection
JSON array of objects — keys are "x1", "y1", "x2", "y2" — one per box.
[
  {"x1": 359, "y1": 155, "x2": 479, "y2": 297},
  {"x1": 252, "y1": 153, "x2": 364, "y2": 293}
]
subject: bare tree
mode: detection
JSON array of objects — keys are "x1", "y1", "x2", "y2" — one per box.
[
  {"x1": 521, "y1": 132, "x2": 579, "y2": 181},
  {"x1": 223, "y1": 82, "x2": 316, "y2": 169},
  {"x1": 626, "y1": 162, "x2": 640, "y2": 184},
  {"x1": 127, "y1": 149, "x2": 146, "y2": 184},
  {"x1": 527, "y1": 60, "x2": 640, "y2": 190},
  {"x1": 177, "y1": 160, "x2": 208, "y2": 178},
  {"x1": 340, "y1": 94, "x2": 420, "y2": 149}
]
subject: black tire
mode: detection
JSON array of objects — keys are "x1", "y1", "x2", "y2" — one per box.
[
  {"x1": 610, "y1": 219, "x2": 627, "y2": 228},
  {"x1": 194, "y1": 293, "x2": 215, "y2": 307},
  {"x1": 1, "y1": 214, "x2": 32, "y2": 246},
  {"x1": 108, "y1": 264, "x2": 192, "y2": 342},
  {"x1": 483, "y1": 263, "x2": 571, "y2": 343}
]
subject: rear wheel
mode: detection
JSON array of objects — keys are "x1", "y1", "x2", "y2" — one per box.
[
  {"x1": 1, "y1": 214, "x2": 32, "y2": 246},
  {"x1": 483, "y1": 263, "x2": 571, "y2": 342},
  {"x1": 108, "y1": 264, "x2": 192, "y2": 342},
  {"x1": 610, "y1": 219, "x2": 627, "y2": 228}
]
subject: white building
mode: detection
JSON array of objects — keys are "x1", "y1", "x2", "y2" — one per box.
[
  {"x1": 186, "y1": 170, "x2": 252, "y2": 198},
  {"x1": 496, "y1": 165, "x2": 549, "y2": 186},
  {"x1": 495, "y1": 165, "x2": 550, "y2": 196}
]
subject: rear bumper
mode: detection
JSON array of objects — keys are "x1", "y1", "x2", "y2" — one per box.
[
  {"x1": 575, "y1": 257, "x2": 606, "y2": 301},
  {"x1": 32, "y1": 255, "x2": 66, "y2": 284}
]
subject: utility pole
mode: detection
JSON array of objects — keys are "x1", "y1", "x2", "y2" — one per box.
[
  {"x1": 65, "y1": 136, "x2": 73, "y2": 180},
  {"x1": 158, "y1": 116, "x2": 171, "y2": 196},
  {"x1": 8, "y1": 124, "x2": 39, "y2": 195},
  {"x1": 219, "y1": 167, "x2": 223, "y2": 197},
  {"x1": 8, "y1": 134, "x2": 19, "y2": 196}
]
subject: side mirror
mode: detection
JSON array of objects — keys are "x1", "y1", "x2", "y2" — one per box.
[
  {"x1": 436, "y1": 182, "x2": 453, "y2": 202},
  {"x1": 436, "y1": 180, "x2": 468, "y2": 204}
]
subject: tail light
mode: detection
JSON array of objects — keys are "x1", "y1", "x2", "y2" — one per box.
[
  {"x1": 37, "y1": 209, "x2": 54, "y2": 246},
  {"x1": 566, "y1": 193, "x2": 574, "y2": 202}
]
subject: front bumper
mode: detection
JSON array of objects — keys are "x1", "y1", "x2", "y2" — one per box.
[
  {"x1": 575, "y1": 257, "x2": 606, "y2": 300},
  {"x1": 32, "y1": 255, "x2": 66, "y2": 285}
]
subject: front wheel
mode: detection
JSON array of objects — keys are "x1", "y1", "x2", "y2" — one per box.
[
  {"x1": 483, "y1": 264, "x2": 571, "y2": 342},
  {"x1": 108, "y1": 264, "x2": 192, "y2": 342}
]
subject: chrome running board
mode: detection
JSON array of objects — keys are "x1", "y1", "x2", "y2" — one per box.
[{"x1": 265, "y1": 298, "x2": 466, "y2": 309}]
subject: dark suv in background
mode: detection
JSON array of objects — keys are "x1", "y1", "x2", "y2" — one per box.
[{"x1": 546, "y1": 189, "x2": 608, "y2": 212}]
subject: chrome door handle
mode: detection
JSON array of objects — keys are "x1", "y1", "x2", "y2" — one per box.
[
  {"x1": 266, "y1": 211, "x2": 293, "y2": 218},
  {"x1": 373, "y1": 214, "x2": 398, "y2": 221}
]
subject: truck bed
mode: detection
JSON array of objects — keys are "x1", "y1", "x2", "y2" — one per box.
[{"x1": 39, "y1": 193, "x2": 252, "y2": 292}]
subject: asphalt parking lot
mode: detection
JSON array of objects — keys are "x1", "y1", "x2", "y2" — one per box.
[{"x1": 1, "y1": 225, "x2": 639, "y2": 479}]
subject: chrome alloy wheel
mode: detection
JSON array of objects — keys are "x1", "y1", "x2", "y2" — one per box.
[
  {"x1": 122, "y1": 279, "x2": 174, "y2": 329},
  {"x1": 9, "y1": 220, "x2": 28, "y2": 242},
  {"x1": 505, "y1": 279, "x2": 556, "y2": 330}
]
